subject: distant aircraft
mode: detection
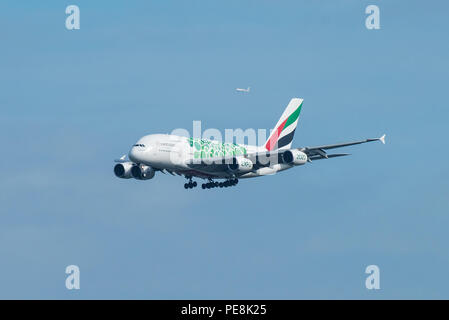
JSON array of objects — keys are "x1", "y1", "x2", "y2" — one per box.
[
  {"x1": 236, "y1": 87, "x2": 250, "y2": 93},
  {"x1": 114, "y1": 98, "x2": 386, "y2": 190}
]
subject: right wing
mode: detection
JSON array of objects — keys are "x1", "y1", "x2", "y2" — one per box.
[
  {"x1": 186, "y1": 134, "x2": 386, "y2": 171},
  {"x1": 299, "y1": 134, "x2": 386, "y2": 161}
]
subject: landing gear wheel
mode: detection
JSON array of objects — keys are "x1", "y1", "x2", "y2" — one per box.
[
  {"x1": 200, "y1": 179, "x2": 223, "y2": 190},
  {"x1": 184, "y1": 176, "x2": 198, "y2": 189}
]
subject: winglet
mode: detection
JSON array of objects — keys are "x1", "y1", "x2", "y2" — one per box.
[
  {"x1": 114, "y1": 154, "x2": 127, "y2": 163},
  {"x1": 379, "y1": 134, "x2": 386, "y2": 144}
]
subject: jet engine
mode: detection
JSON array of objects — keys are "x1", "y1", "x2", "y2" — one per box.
[
  {"x1": 114, "y1": 162, "x2": 134, "y2": 179},
  {"x1": 131, "y1": 164, "x2": 156, "y2": 180},
  {"x1": 227, "y1": 157, "x2": 253, "y2": 173},
  {"x1": 282, "y1": 149, "x2": 307, "y2": 165}
]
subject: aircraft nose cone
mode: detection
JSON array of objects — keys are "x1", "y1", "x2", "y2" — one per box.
[{"x1": 129, "y1": 148, "x2": 139, "y2": 163}]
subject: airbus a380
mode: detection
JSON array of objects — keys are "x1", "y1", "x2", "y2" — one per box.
[{"x1": 114, "y1": 98, "x2": 386, "y2": 189}]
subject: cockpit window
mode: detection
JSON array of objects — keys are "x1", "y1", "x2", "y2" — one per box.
[{"x1": 133, "y1": 144, "x2": 145, "y2": 147}]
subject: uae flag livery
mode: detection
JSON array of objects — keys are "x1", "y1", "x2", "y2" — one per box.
[{"x1": 264, "y1": 98, "x2": 303, "y2": 151}]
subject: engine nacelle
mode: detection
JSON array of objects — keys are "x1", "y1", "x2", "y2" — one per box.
[
  {"x1": 282, "y1": 149, "x2": 307, "y2": 165},
  {"x1": 227, "y1": 157, "x2": 253, "y2": 173},
  {"x1": 131, "y1": 164, "x2": 155, "y2": 180},
  {"x1": 114, "y1": 162, "x2": 134, "y2": 179}
]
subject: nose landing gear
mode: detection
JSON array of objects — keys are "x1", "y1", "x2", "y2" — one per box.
[{"x1": 184, "y1": 176, "x2": 197, "y2": 189}]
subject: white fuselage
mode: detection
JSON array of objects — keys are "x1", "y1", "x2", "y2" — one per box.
[{"x1": 128, "y1": 134, "x2": 303, "y2": 180}]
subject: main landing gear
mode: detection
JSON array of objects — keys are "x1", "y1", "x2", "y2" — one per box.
[
  {"x1": 201, "y1": 179, "x2": 238, "y2": 189},
  {"x1": 184, "y1": 176, "x2": 239, "y2": 190}
]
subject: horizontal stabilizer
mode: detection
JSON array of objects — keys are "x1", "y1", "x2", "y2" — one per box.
[{"x1": 309, "y1": 153, "x2": 350, "y2": 161}]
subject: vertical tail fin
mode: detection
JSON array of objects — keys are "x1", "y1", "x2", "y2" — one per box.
[{"x1": 264, "y1": 98, "x2": 303, "y2": 151}]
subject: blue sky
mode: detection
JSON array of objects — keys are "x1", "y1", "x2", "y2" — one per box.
[{"x1": 0, "y1": 0, "x2": 448, "y2": 299}]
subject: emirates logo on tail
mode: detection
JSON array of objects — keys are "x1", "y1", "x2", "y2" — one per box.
[{"x1": 265, "y1": 99, "x2": 303, "y2": 151}]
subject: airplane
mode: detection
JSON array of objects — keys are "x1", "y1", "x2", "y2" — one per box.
[
  {"x1": 236, "y1": 87, "x2": 250, "y2": 93},
  {"x1": 114, "y1": 98, "x2": 386, "y2": 190}
]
